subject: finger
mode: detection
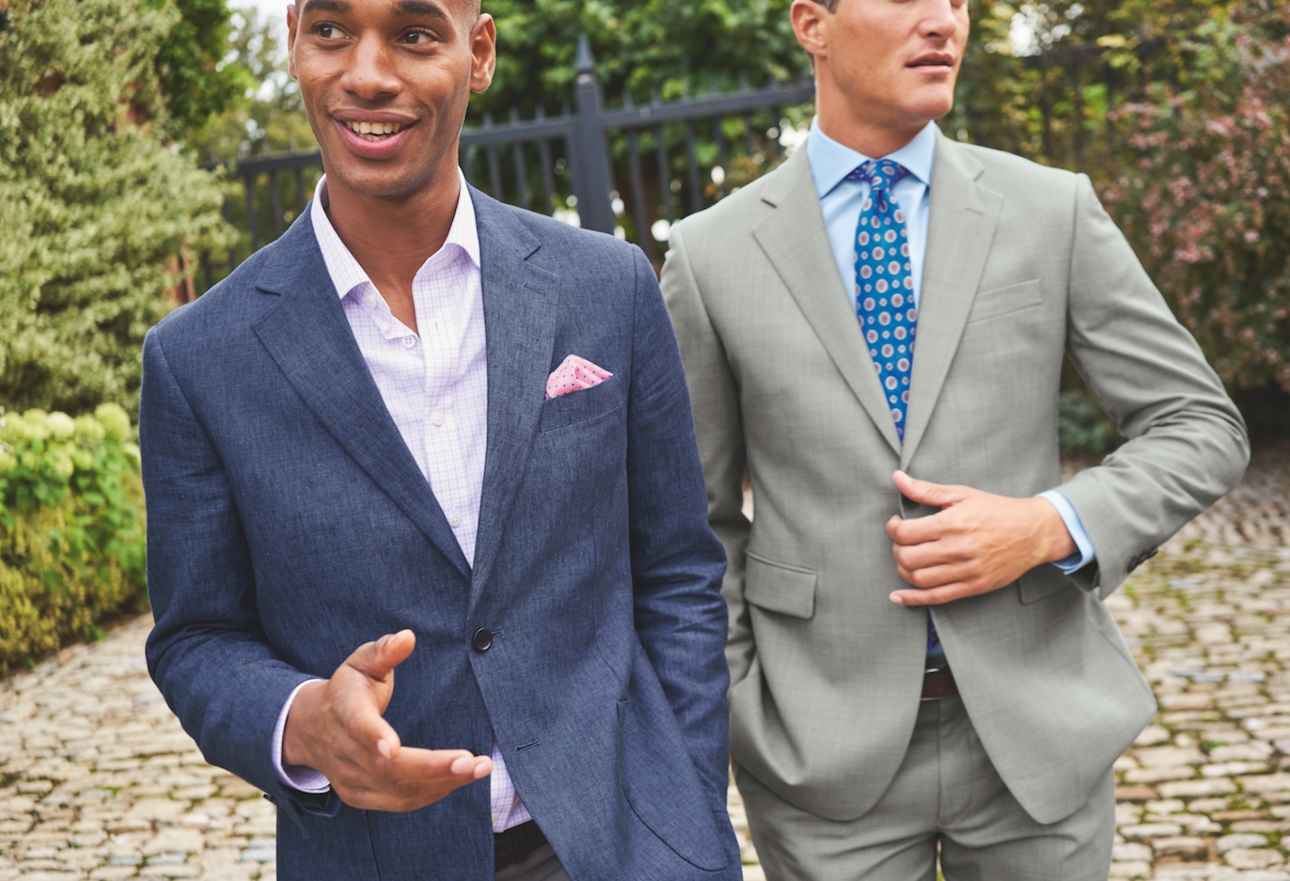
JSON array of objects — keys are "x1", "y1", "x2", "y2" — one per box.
[
  {"x1": 889, "y1": 582, "x2": 976, "y2": 606},
  {"x1": 893, "y1": 470, "x2": 964, "y2": 509},
  {"x1": 383, "y1": 747, "x2": 483, "y2": 780},
  {"x1": 894, "y1": 561, "x2": 966, "y2": 590},
  {"x1": 332, "y1": 687, "x2": 404, "y2": 760},
  {"x1": 891, "y1": 540, "x2": 960, "y2": 573},
  {"x1": 888, "y1": 512, "x2": 950, "y2": 548},
  {"x1": 347, "y1": 630, "x2": 416, "y2": 682}
]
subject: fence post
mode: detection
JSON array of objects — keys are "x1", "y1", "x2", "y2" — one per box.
[{"x1": 570, "y1": 36, "x2": 617, "y2": 234}]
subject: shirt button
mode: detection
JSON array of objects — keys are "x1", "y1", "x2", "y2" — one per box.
[
  {"x1": 364, "y1": 293, "x2": 378, "y2": 308},
  {"x1": 402, "y1": 336, "x2": 416, "y2": 349},
  {"x1": 432, "y1": 411, "x2": 445, "y2": 427},
  {"x1": 449, "y1": 514, "x2": 461, "y2": 528}
]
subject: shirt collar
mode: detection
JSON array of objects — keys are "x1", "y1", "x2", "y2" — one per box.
[
  {"x1": 310, "y1": 168, "x2": 480, "y2": 301},
  {"x1": 806, "y1": 117, "x2": 938, "y2": 200}
]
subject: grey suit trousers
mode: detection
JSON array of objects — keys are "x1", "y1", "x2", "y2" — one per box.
[{"x1": 735, "y1": 696, "x2": 1115, "y2": 881}]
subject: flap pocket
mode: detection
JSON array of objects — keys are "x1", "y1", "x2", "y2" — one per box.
[
  {"x1": 968, "y1": 278, "x2": 1042, "y2": 324},
  {"x1": 745, "y1": 553, "x2": 817, "y2": 619},
  {"x1": 1018, "y1": 563, "x2": 1074, "y2": 605}
]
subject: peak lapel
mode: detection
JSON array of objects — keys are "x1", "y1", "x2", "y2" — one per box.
[
  {"x1": 468, "y1": 190, "x2": 559, "y2": 608},
  {"x1": 901, "y1": 135, "x2": 1004, "y2": 467},
  {"x1": 250, "y1": 211, "x2": 471, "y2": 577},
  {"x1": 752, "y1": 149, "x2": 903, "y2": 456}
]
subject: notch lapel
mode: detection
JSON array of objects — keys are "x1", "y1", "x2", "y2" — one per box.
[
  {"x1": 250, "y1": 214, "x2": 472, "y2": 577},
  {"x1": 900, "y1": 135, "x2": 1004, "y2": 467},
  {"x1": 752, "y1": 149, "x2": 903, "y2": 456},
  {"x1": 467, "y1": 191, "x2": 559, "y2": 608}
]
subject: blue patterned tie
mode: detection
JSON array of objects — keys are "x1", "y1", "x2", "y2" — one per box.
[
  {"x1": 848, "y1": 159, "x2": 917, "y2": 442},
  {"x1": 847, "y1": 160, "x2": 944, "y2": 668}
]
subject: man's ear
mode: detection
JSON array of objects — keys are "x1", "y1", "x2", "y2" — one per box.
[
  {"x1": 286, "y1": 3, "x2": 300, "y2": 80},
  {"x1": 790, "y1": 0, "x2": 830, "y2": 62},
  {"x1": 469, "y1": 13, "x2": 497, "y2": 94}
]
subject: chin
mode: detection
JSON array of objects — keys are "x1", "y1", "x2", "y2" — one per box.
[{"x1": 909, "y1": 92, "x2": 956, "y2": 124}]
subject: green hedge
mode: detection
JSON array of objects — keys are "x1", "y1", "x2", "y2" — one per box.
[{"x1": 0, "y1": 405, "x2": 147, "y2": 672}]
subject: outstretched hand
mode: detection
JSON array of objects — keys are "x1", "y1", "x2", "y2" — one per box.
[
  {"x1": 281, "y1": 630, "x2": 491, "y2": 812},
  {"x1": 885, "y1": 471, "x2": 1077, "y2": 607}
]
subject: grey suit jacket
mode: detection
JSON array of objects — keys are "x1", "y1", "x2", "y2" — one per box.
[{"x1": 660, "y1": 132, "x2": 1249, "y2": 825}]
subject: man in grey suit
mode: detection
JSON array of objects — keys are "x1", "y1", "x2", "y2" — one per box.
[{"x1": 660, "y1": 0, "x2": 1250, "y2": 878}]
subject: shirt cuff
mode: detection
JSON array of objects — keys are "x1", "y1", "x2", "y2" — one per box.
[
  {"x1": 272, "y1": 680, "x2": 331, "y2": 794},
  {"x1": 1037, "y1": 490, "x2": 1096, "y2": 574}
]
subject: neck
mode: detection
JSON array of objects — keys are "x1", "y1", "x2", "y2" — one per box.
[
  {"x1": 323, "y1": 158, "x2": 462, "y2": 289},
  {"x1": 814, "y1": 71, "x2": 929, "y2": 160}
]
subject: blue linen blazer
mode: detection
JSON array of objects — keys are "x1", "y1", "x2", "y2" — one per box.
[{"x1": 139, "y1": 188, "x2": 740, "y2": 880}]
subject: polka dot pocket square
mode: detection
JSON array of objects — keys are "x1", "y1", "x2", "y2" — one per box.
[{"x1": 545, "y1": 355, "x2": 614, "y2": 400}]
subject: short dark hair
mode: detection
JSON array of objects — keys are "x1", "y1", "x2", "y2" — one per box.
[{"x1": 811, "y1": 0, "x2": 839, "y2": 11}]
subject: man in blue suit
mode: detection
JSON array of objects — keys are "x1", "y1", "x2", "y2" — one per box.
[{"x1": 138, "y1": 2, "x2": 739, "y2": 879}]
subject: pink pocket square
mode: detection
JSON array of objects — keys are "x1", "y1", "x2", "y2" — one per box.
[{"x1": 546, "y1": 355, "x2": 613, "y2": 400}]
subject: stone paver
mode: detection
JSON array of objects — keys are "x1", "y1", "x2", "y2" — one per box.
[{"x1": 1, "y1": 445, "x2": 1287, "y2": 879}]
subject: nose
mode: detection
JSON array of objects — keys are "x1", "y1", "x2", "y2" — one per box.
[
  {"x1": 338, "y1": 32, "x2": 402, "y2": 101},
  {"x1": 920, "y1": 0, "x2": 964, "y2": 41}
]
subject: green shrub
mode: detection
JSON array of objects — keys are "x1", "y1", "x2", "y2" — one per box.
[
  {"x1": 0, "y1": 0, "x2": 235, "y2": 418},
  {"x1": 0, "y1": 405, "x2": 147, "y2": 672}
]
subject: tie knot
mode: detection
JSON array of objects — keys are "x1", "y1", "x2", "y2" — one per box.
[{"x1": 847, "y1": 159, "x2": 908, "y2": 191}]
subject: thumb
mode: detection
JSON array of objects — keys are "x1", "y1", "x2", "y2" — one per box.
[
  {"x1": 893, "y1": 470, "x2": 963, "y2": 508},
  {"x1": 349, "y1": 629, "x2": 416, "y2": 682}
]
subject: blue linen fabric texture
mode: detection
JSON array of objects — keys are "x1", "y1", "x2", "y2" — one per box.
[{"x1": 139, "y1": 187, "x2": 740, "y2": 881}]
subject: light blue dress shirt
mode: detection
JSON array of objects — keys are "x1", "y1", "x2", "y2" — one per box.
[{"x1": 805, "y1": 118, "x2": 1095, "y2": 574}]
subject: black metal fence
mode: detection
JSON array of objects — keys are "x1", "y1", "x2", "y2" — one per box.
[{"x1": 199, "y1": 37, "x2": 814, "y2": 295}]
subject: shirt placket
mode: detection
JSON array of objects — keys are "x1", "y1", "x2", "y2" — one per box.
[{"x1": 417, "y1": 261, "x2": 474, "y2": 566}]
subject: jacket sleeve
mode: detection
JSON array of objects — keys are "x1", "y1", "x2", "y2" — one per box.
[
  {"x1": 1057, "y1": 173, "x2": 1250, "y2": 596},
  {"x1": 623, "y1": 245, "x2": 741, "y2": 874},
  {"x1": 659, "y1": 225, "x2": 755, "y2": 688},
  {"x1": 139, "y1": 327, "x2": 339, "y2": 825}
]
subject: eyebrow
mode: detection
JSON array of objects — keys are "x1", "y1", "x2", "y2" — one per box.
[
  {"x1": 300, "y1": 0, "x2": 350, "y2": 14},
  {"x1": 299, "y1": 0, "x2": 448, "y2": 16},
  {"x1": 395, "y1": 0, "x2": 448, "y2": 17}
]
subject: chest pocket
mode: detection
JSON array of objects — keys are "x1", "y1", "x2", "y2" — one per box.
[
  {"x1": 967, "y1": 278, "x2": 1042, "y2": 324},
  {"x1": 538, "y1": 379, "x2": 622, "y2": 433}
]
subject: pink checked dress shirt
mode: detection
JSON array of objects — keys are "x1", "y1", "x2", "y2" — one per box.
[{"x1": 270, "y1": 171, "x2": 532, "y2": 833}]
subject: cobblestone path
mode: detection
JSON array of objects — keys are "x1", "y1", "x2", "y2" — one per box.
[{"x1": 2, "y1": 447, "x2": 1287, "y2": 880}]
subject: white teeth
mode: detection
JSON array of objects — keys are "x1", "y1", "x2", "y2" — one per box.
[{"x1": 345, "y1": 121, "x2": 404, "y2": 137}]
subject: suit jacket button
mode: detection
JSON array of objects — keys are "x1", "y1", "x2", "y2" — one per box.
[{"x1": 472, "y1": 629, "x2": 493, "y2": 652}]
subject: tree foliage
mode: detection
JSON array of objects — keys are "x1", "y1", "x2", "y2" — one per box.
[
  {"x1": 190, "y1": 6, "x2": 316, "y2": 161},
  {"x1": 0, "y1": 0, "x2": 234, "y2": 416},
  {"x1": 476, "y1": 0, "x2": 808, "y2": 117},
  {"x1": 150, "y1": 0, "x2": 251, "y2": 137},
  {"x1": 944, "y1": 0, "x2": 1290, "y2": 408}
]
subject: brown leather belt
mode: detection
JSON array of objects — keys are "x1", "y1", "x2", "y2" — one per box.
[
  {"x1": 495, "y1": 819, "x2": 547, "y2": 871},
  {"x1": 921, "y1": 666, "x2": 958, "y2": 701}
]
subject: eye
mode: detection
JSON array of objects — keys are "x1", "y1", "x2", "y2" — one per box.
[
  {"x1": 313, "y1": 22, "x2": 343, "y2": 39},
  {"x1": 400, "y1": 29, "x2": 436, "y2": 45}
]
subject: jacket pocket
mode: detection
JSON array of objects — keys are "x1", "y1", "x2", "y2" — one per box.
[
  {"x1": 538, "y1": 379, "x2": 622, "y2": 433},
  {"x1": 616, "y1": 699, "x2": 727, "y2": 871},
  {"x1": 967, "y1": 278, "x2": 1042, "y2": 324},
  {"x1": 744, "y1": 553, "x2": 817, "y2": 619},
  {"x1": 1018, "y1": 563, "x2": 1075, "y2": 605}
]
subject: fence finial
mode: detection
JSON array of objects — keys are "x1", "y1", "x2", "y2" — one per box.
[{"x1": 576, "y1": 35, "x2": 596, "y2": 78}]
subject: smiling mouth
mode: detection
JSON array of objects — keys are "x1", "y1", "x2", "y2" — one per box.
[{"x1": 340, "y1": 120, "x2": 411, "y2": 141}]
